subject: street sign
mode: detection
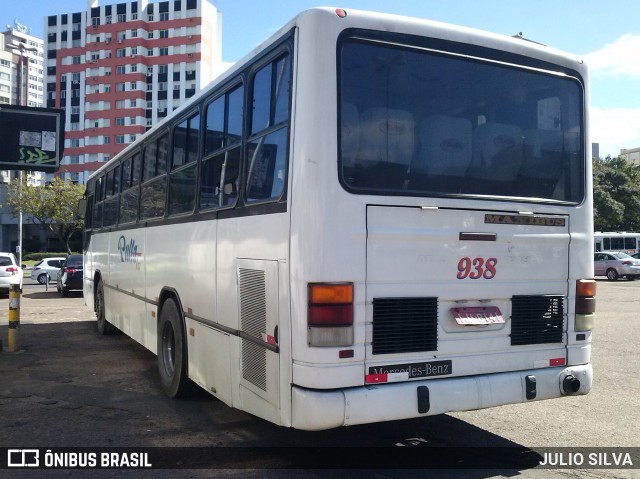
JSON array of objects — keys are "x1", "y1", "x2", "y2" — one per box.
[{"x1": 0, "y1": 105, "x2": 65, "y2": 173}]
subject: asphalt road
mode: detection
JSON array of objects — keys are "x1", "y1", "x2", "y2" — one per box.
[{"x1": 0, "y1": 279, "x2": 638, "y2": 478}]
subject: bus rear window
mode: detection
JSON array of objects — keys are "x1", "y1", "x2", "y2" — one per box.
[{"x1": 339, "y1": 35, "x2": 585, "y2": 203}]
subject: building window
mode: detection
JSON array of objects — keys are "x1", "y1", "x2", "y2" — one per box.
[
  {"x1": 116, "y1": 48, "x2": 126, "y2": 57},
  {"x1": 118, "y1": 14, "x2": 127, "y2": 22},
  {"x1": 160, "y1": 30, "x2": 169, "y2": 39},
  {"x1": 159, "y1": 47, "x2": 168, "y2": 56},
  {"x1": 116, "y1": 117, "x2": 125, "y2": 126},
  {"x1": 116, "y1": 83, "x2": 126, "y2": 92},
  {"x1": 160, "y1": 12, "x2": 169, "y2": 21},
  {"x1": 116, "y1": 65, "x2": 125, "y2": 74},
  {"x1": 116, "y1": 135, "x2": 125, "y2": 144}
]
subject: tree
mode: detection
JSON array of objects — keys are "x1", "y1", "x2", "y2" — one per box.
[
  {"x1": 1, "y1": 177, "x2": 85, "y2": 254},
  {"x1": 592, "y1": 156, "x2": 640, "y2": 232}
]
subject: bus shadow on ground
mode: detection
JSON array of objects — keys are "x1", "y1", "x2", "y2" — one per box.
[
  {"x1": 0, "y1": 321, "x2": 538, "y2": 478},
  {"x1": 20, "y1": 290, "x2": 84, "y2": 300}
]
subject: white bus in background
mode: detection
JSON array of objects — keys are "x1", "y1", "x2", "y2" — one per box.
[
  {"x1": 594, "y1": 232, "x2": 640, "y2": 254},
  {"x1": 80, "y1": 8, "x2": 596, "y2": 430}
]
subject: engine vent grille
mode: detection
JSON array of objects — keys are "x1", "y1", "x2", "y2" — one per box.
[
  {"x1": 372, "y1": 297, "x2": 438, "y2": 355},
  {"x1": 239, "y1": 268, "x2": 267, "y2": 391},
  {"x1": 511, "y1": 295, "x2": 564, "y2": 346}
]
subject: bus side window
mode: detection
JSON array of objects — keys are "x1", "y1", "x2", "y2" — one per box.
[
  {"x1": 169, "y1": 111, "x2": 200, "y2": 215},
  {"x1": 119, "y1": 152, "x2": 141, "y2": 224},
  {"x1": 201, "y1": 83, "x2": 244, "y2": 210},
  {"x1": 103, "y1": 166, "x2": 120, "y2": 227},
  {"x1": 141, "y1": 134, "x2": 168, "y2": 220},
  {"x1": 246, "y1": 52, "x2": 291, "y2": 203}
]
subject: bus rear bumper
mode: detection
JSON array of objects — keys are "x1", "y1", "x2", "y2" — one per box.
[{"x1": 291, "y1": 363, "x2": 592, "y2": 431}]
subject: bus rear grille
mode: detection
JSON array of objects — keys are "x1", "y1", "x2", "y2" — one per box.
[
  {"x1": 372, "y1": 297, "x2": 438, "y2": 355},
  {"x1": 510, "y1": 295, "x2": 564, "y2": 346}
]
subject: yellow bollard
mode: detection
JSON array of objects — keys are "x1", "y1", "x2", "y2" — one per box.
[{"x1": 7, "y1": 284, "x2": 20, "y2": 352}]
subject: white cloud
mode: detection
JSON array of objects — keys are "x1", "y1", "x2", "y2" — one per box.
[
  {"x1": 584, "y1": 34, "x2": 640, "y2": 77},
  {"x1": 591, "y1": 107, "x2": 640, "y2": 157}
]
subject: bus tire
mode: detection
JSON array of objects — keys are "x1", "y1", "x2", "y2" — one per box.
[
  {"x1": 96, "y1": 280, "x2": 115, "y2": 335},
  {"x1": 606, "y1": 268, "x2": 619, "y2": 281},
  {"x1": 157, "y1": 298, "x2": 195, "y2": 398}
]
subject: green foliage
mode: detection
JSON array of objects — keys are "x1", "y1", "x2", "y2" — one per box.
[
  {"x1": 1, "y1": 177, "x2": 85, "y2": 254},
  {"x1": 22, "y1": 252, "x2": 80, "y2": 262},
  {"x1": 593, "y1": 156, "x2": 640, "y2": 232}
]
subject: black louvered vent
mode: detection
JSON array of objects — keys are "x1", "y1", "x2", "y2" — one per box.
[
  {"x1": 372, "y1": 298, "x2": 438, "y2": 355},
  {"x1": 511, "y1": 295, "x2": 564, "y2": 346}
]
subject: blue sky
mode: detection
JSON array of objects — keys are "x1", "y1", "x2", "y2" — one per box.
[{"x1": 6, "y1": 0, "x2": 640, "y2": 157}]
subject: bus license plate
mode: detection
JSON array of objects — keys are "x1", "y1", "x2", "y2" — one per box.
[
  {"x1": 368, "y1": 360, "x2": 452, "y2": 379},
  {"x1": 450, "y1": 306, "x2": 504, "y2": 325}
]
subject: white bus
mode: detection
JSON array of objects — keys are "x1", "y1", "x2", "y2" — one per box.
[
  {"x1": 594, "y1": 232, "x2": 640, "y2": 254},
  {"x1": 81, "y1": 8, "x2": 596, "y2": 430}
]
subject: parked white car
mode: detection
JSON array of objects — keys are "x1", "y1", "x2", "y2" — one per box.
[
  {"x1": 30, "y1": 257, "x2": 65, "y2": 284},
  {"x1": 0, "y1": 252, "x2": 23, "y2": 295}
]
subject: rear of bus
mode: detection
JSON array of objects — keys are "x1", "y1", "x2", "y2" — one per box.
[{"x1": 287, "y1": 9, "x2": 594, "y2": 430}]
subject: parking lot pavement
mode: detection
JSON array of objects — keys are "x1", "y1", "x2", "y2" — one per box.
[
  {"x1": 0, "y1": 283, "x2": 93, "y2": 326},
  {"x1": 0, "y1": 279, "x2": 638, "y2": 479}
]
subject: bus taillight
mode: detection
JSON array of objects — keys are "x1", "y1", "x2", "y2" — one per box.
[
  {"x1": 575, "y1": 279, "x2": 596, "y2": 331},
  {"x1": 308, "y1": 283, "x2": 354, "y2": 347}
]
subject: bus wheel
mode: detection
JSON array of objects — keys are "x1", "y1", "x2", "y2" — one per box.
[
  {"x1": 606, "y1": 269, "x2": 619, "y2": 281},
  {"x1": 157, "y1": 298, "x2": 195, "y2": 398},
  {"x1": 96, "y1": 280, "x2": 115, "y2": 335}
]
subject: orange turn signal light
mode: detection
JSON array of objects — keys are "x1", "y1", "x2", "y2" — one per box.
[
  {"x1": 576, "y1": 279, "x2": 596, "y2": 298},
  {"x1": 309, "y1": 283, "x2": 353, "y2": 304}
]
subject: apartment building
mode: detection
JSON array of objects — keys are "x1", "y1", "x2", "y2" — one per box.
[
  {"x1": 0, "y1": 23, "x2": 46, "y2": 252},
  {"x1": 45, "y1": 0, "x2": 222, "y2": 184},
  {"x1": 0, "y1": 23, "x2": 46, "y2": 186}
]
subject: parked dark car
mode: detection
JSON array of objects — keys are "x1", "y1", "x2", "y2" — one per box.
[{"x1": 56, "y1": 254, "x2": 83, "y2": 297}]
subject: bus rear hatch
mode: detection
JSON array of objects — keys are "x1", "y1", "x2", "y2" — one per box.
[{"x1": 365, "y1": 205, "x2": 569, "y2": 382}]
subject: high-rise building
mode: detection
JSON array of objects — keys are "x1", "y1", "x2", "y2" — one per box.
[
  {"x1": 45, "y1": 0, "x2": 222, "y2": 184},
  {"x1": 0, "y1": 23, "x2": 46, "y2": 186},
  {"x1": 0, "y1": 22, "x2": 46, "y2": 252}
]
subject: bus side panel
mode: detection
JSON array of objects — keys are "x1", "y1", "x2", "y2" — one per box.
[
  {"x1": 90, "y1": 231, "x2": 110, "y2": 315},
  {"x1": 216, "y1": 213, "x2": 289, "y2": 425},
  {"x1": 83, "y1": 234, "x2": 95, "y2": 312},
  {"x1": 109, "y1": 229, "x2": 146, "y2": 346},
  {"x1": 144, "y1": 221, "x2": 219, "y2": 356},
  {"x1": 184, "y1": 317, "x2": 232, "y2": 406}
]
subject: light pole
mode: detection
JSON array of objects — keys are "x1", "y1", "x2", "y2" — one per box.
[{"x1": 14, "y1": 42, "x2": 39, "y2": 267}]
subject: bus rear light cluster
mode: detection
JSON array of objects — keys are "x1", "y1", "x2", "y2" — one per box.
[
  {"x1": 575, "y1": 279, "x2": 596, "y2": 331},
  {"x1": 308, "y1": 283, "x2": 354, "y2": 347}
]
